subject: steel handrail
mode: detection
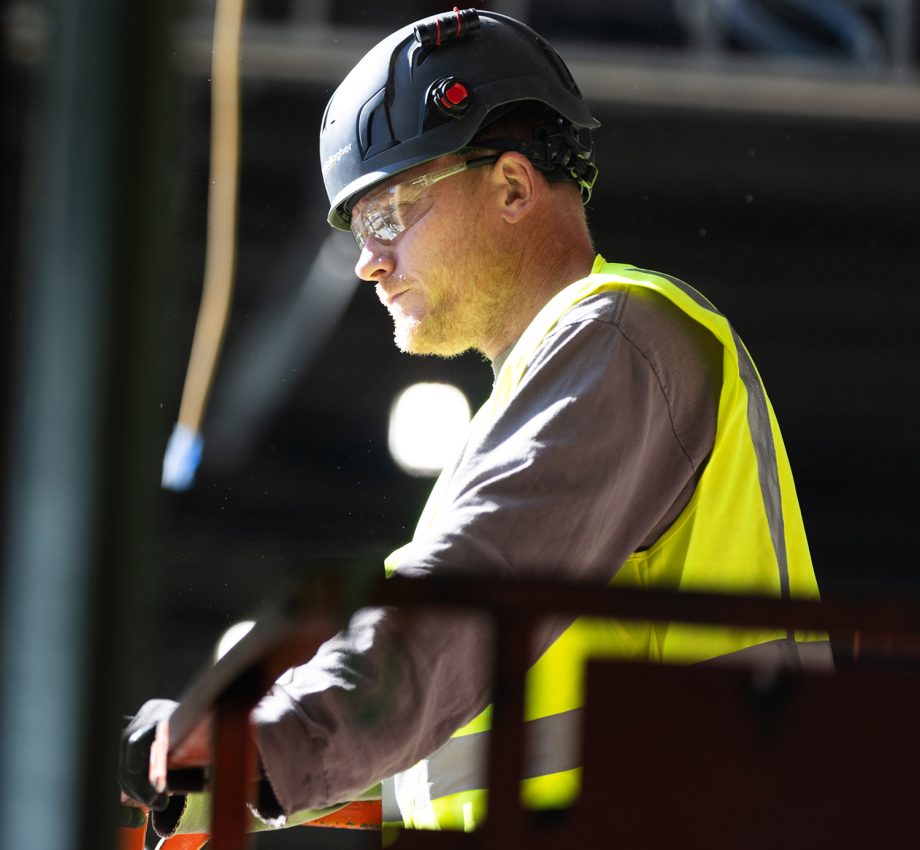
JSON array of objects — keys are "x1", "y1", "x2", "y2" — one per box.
[{"x1": 162, "y1": 574, "x2": 920, "y2": 849}]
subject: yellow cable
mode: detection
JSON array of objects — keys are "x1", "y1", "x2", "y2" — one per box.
[{"x1": 177, "y1": 0, "x2": 246, "y2": 433}]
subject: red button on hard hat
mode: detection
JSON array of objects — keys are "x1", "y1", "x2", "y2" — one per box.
[{"x1": 445, "y1": 82, "x2": 468, "y2": 104}]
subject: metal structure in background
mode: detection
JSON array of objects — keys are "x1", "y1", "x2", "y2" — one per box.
[
  {"x1": 0, "y1": 2, "x2": 174, "y2": 850},
  {"x1": 6, "y1": 1, "x2": 919, "y2": 121},
  {"x1": 158, "y1": 575, "x2": 920, "y2": 850},
  {"x1": 168, "y1": 0, "x2": 920, "y2": 124}
]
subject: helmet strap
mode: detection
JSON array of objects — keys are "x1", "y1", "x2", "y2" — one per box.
[
  {"x1": 467, "y1": 104, "x2": 598, "y2": 204},
  {"x1": 465, "y1": 115, "x2": 598, "y2": 203}
]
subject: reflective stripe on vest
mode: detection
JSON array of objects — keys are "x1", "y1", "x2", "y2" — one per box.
[
  {"x1": 404, "y1": 636, "x2": 832, "y2": 806},
  {"x1": 384, "y1": 257, "x2": 827, "y2": 830}
]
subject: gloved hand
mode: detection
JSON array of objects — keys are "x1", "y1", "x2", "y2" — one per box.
[{"x1": 119, "y1": 699, "x2": 178, "y2": 811}]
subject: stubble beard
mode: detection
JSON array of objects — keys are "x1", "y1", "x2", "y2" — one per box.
[
  {"x1": 390, "y1": 272, "x2": 508, "y2": 357},
  {"x1": 390, "y1": 291, "x2": 468, "y2": 357}
]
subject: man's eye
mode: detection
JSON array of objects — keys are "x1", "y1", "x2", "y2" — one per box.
[
  {"x1": 391, "y1": 201, "x2": 428, "y2": 230},
  {"x1": 366, "y1": 207, "x2": 402, "y2": 242}
]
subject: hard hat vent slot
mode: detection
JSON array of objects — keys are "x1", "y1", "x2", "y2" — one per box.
[{"x1": 357, "y1": 88, "x2": 394, "y2": 158}]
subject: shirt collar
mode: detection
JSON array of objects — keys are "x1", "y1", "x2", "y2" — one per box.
[{"x1": 490, "y1": 347, "x2": 511, "y2": 380}]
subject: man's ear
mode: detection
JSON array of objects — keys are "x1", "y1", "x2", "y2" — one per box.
[{"x1": 489, "y1": 151, "x2": 540, "y2": 224}]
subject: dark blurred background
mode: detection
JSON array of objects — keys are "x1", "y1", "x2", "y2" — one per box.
[{"x1": 2, "y1": 1, "x2": 919, "y2": 848}]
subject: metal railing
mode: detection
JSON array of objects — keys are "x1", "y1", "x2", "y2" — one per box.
[{"x1": 156, "y1": 571, "x2": 920, "y2": 849}]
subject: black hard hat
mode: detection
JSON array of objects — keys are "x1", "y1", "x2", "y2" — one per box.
[{"x1": 321, "y1": 8, "x2": 600, "y2": 230}]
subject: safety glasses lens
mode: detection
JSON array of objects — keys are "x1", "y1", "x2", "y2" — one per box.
[{"x1": 352, "y1": 196, "x2": 433, "y2": 250}]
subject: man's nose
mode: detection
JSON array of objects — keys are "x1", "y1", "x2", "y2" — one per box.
[{"x1": 355, "y1": 239, "x2": 395, "y2": 282}]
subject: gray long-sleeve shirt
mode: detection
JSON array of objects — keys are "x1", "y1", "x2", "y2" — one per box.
[{"x1": 252, "y1": 282, "x2": 723, "y2": 815}]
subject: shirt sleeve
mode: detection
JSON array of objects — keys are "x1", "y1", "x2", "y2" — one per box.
[{"x1": 251, "y1": 289, "x2": 721, "y2": 815}]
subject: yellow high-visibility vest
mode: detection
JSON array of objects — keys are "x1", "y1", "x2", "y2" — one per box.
[{"x1": 385, "y1": 257, "x2": 827, "y2": 831}]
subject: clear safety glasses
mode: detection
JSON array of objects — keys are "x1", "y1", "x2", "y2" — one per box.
[{"x1": 350, "y1": 155, "x2": 498, "y2": 251}]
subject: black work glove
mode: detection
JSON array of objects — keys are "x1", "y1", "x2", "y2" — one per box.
[{"x1": 119, "y1": 698, "x2": 178, "y2": 811}]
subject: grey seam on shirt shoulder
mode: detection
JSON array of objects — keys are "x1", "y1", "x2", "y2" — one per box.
[
  {"x1": 613, "y1": 322, "x2": 696, "y2": 470},
  {"x1": 554, "y1": 289, "x2": 626, "y2": 331},
  {"x1": 544, "y1": 305, "x2": 622, "y2": 348},
  {"x1": 543, "y1": 307, "x2": 697, "y2": 468}
]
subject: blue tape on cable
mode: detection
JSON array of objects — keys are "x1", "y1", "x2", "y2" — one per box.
[{"x1": 162, "y1": 423, "x2": 204, "y2": 491}]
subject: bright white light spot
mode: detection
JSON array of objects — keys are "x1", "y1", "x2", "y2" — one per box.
[
  {"x1": 215, "y1": 620, "x2": 255, "y2": 662},
  {"x1": 388, "y1": 382, "x2": 471, "y2": 477}
]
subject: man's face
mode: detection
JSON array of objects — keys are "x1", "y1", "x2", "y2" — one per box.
[{"x1": 352, "y1": 156, "x2": 515, "y2": 359}]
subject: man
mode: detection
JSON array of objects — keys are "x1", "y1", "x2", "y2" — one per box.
[{"x1": 121, "y1": 8, "x2": 830, "y2": 837}]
